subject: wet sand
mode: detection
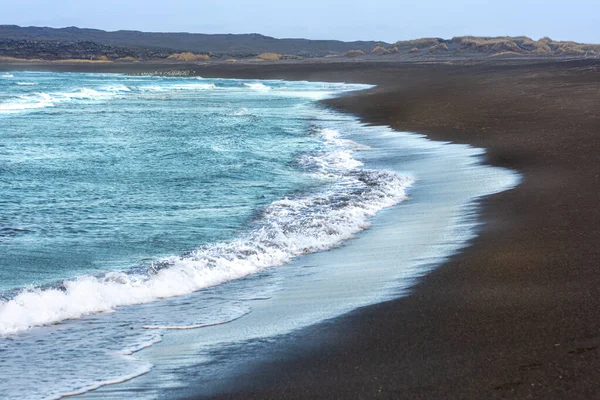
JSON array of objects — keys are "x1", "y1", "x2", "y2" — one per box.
[{"x1": 3, "y1": 58, "x2": 600, "y2": 398}]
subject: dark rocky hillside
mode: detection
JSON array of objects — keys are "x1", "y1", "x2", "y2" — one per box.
[
  {"x1": 0, "y1": 38, "x2": 172, "y2": 61},
  {"x1": 0, "y1": 25, "x2": 384, "y2": 58}
]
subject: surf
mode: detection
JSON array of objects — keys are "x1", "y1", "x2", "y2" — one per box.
[{"x1": 0, "y1": 126, "x2": 412, "y2": 335}]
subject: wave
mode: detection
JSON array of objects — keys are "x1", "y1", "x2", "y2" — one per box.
[
  {"x1": 243, "y1": 82, "x2": 271, "y2": 91},
  {"x1": 0, "y1": 79, "x2": 357, "y2": 114},
  {"x1": 0, "y1": 93, "x2": 55, "y2": 112},
  {"x1": 0, "y1": 86, "x2": 130, "y2": 113},
  {"x1": 101, "y1": 84, "x2": 131, "y2": 92},
  {"x1": 0, "y1": 128, "x2": 413, "y2": 335},
  {"x1": 1, "y1": 73, "x2": 14, "y2": 78}
]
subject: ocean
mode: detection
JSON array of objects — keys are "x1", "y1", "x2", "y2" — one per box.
[{"x1": 0, "y1": 71, "x2": 518, "y2": 399}]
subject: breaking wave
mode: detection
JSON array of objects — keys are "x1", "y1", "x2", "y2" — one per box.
[
  {"x1": 243, "y1": 82, "x2": 271, "y2": 91},
  {"x1": 0, "y1": 128, "x2": 413, "y2": 335},
  {"x1": 0, "y1": 86, "x2": 131, "y2": 113}
]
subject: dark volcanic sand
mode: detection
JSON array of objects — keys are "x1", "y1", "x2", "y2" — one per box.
[
  {"x1": 3, "y1": 59, "x2": 600, "y2": 398},
  {"x1": 192, "y1": 59, "x2": 600, "y2": 399}
]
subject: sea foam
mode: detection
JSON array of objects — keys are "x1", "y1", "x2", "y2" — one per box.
[
  {"x1": 0, "y1": 128, "x2": 412, "y2": 335},
  {"x1": 243, "y1": 82, "x2": 271, "y2": 91},
  {"x1": 0, "y1": 86, "x2": 130, "y2": 113}
]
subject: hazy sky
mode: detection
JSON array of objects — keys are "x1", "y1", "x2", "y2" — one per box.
[{"x1": 1, "y1": 0, "x2": 599, "y2": 43}]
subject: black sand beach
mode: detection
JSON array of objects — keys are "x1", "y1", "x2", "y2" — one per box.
[
  {"x1": 193, "y1": 59, "x2": 600, "y2": 399},
  {"x1": 2, "y1": 58, "x2": 599, "y2": 399}
]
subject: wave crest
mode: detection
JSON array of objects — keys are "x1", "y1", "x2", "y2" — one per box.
[
  {"x1": 0, "y1": 86, "x2": 130, "y2": 113},
  {"x1": 243, "y1": 82, "x2": 271, "y2": 91}
]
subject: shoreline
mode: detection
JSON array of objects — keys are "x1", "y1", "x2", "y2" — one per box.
[
  {"x1": 190, "y1": 59, "x2": 600, "y2": 398},
  {"x1": 72, "y1": 85, "x2": 516, "y2": 400},
  {"x1": 3, "y1": 59, "x2": 600, "y2": 398}
]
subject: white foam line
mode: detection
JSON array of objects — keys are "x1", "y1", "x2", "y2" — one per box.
[
  {"x1": 0, "y1": 86, "x2": 130, "y2": 113},
  {"x1": 45, "y1": 366, "x2": 152, "y2": 400},
  {"x1": 120, "y1": 336, "x2": 163, "y2": 356},
  {"x1": 141, "y1": 311, "x2": 251, "y2": 330}
]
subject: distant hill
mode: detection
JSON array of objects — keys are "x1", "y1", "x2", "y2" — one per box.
[
  {"x1": 0, "y1": 25, "x2": 386, "y2": 58},
  {"x1": 388, "y1": 36, "x2": 600, "y2": 57},
  {"x1": 0, "y1": 25, "x2": 598, "y2": 62}
]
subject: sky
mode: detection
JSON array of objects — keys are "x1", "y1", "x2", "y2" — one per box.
[{"x1": 0, "y1": 0, "x2": 598, "y2": 44}]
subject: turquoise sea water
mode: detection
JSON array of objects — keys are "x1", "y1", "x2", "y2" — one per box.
[
  {"x1": 0, "y1": 72, "x2": 418, "y2": 399},
  {"x1": 0, "y1": 73, "x2": 354, "y2": 291},
  {"x1": 0, "y1": 71, "x2": 518, "y2": 400}
]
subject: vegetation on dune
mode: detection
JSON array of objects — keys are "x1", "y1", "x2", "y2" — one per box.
[
  {"x1": 167, "y1": 52, "x2": 211, "y2": 61},
  {"x1": 429, "y1": 43, "x2": 449, "y2": 53},
  {"x1": 371, "y1": 43, "x2": 398, "y2": 55},
  {"x1": 455, "y1": 37, "x2": 526, "y2": 53},
  {"x1": 345, "y1": 50, "x2": 365, "y2": 57},
  {"x1": 531, "y1": 42, "x2": 552, "y2": 54},
  {"x1": 393, "y1": 38, "x2": 441, "y2": 49},
  {"x1": 554, "y1": 45, "x2": 586, "y2": 56},
  {"x1": 546, "y1": 40, "x2": 600, "y2": 55},
  {"x1": 448, "y1": 36, "x2": 599, "y2": 56},
  {"x1": 386, "y1": 35, "x2": 596, "y2": 57},
  {"x1": 371, "y1": 44, "x2": 386, "y2": 54},
  {"x1": 382, "y1": 46, "x2": 399, "y2": 55},
  {"x1": 256, "y1": 52, "x2": 282, "y2": 61}
]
